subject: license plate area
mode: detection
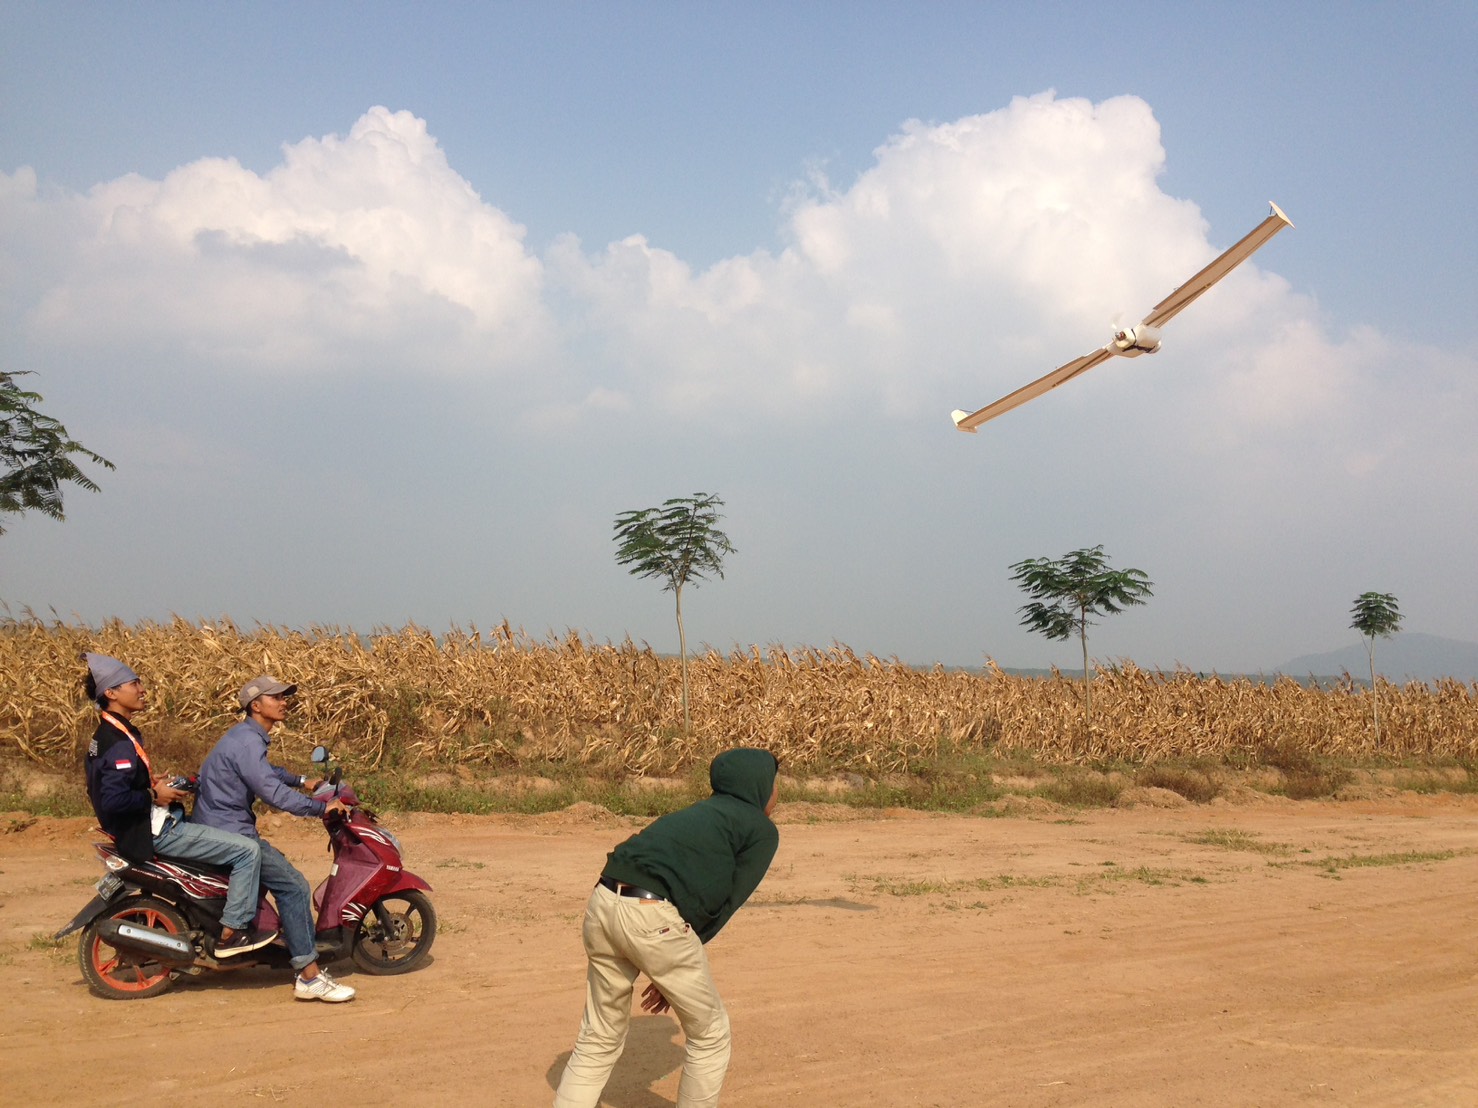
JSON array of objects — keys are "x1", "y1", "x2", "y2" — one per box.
[{"x1": 95, "y1": 873, "x2": 124, "y2": 899}]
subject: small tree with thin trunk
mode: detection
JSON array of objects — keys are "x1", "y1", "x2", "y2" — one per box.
[
  {"x1": 1008, "y1": 545, "x2": 1153, "y2": 725},
  {"x1": 2, "y1": 370, "x2": 114, "y2": 535},
  {"x1": 613, "y1": 493, "x2": 736, "y2": 734},
  {"x1": 1350, "y1": 591, "x2": 1402, "y2": 744}
]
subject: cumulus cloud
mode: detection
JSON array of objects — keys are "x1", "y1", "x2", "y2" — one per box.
[
  {"x1": 3, "y1": 107, "x2": 550, "y2": 377},
  {"x1": 3, "y1": 94, "x2": 1475, "y2": 667},
  {"x1": 2, "y1": 94, "x2": 1473, "y2": 463},
  {"x1": 544, "y1": 91, "x2": 1354, "y2": 432}
]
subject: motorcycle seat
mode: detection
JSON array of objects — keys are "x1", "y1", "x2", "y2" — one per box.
[{"x1": 152, "y1": 853, "x2": 234, "y2": 878}]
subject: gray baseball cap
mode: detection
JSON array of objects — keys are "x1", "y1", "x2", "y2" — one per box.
[{"x1": 238, "y1": 675, "x2": 298, "y2": 709}]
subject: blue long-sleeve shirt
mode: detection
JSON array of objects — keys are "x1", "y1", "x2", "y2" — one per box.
[{"x1": 192, "y1": 718, "x2": 323, "y2": 839}]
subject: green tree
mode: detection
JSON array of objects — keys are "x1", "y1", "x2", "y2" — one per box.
[
  {"x1": 1008, "y1": 545, "x2": 1154, "y2": 723},
  {"x1": 2, "y1": 370, "x2": 114, "y2": 536},
  {"x1": 613, "y1": 493, "x2": 736, "y2": 734},
  {"x1": 1350, "y1": 591, "x2": 1402, "y2": 743}
]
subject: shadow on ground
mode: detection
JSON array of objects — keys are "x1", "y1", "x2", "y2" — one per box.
[{"x1": 545, "y1": 1014, "x2": 687, "y2": 1107}]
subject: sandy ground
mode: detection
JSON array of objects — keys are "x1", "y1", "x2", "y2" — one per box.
[{"x1": 2, "y1": 794, "x2": 1476, "y2": 1107}]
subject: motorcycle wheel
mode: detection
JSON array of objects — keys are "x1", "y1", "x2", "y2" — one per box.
[
  {"x1": 78, "y1": 896, "x2": 189, "y2": 1000},
  {"x1": 351, "y1": 890, "x2": 436, "y2": 975}
]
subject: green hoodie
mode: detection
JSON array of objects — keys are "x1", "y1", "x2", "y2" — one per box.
[{"x1": 602, "y1": 748, "x2": 779, "y2": 943}]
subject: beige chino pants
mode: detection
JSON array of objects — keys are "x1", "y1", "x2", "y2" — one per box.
[{"x1": 553, "y1": 883, "x2": 731, "y2": 1108}]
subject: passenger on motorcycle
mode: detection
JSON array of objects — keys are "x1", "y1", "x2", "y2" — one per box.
[
  {"x1": 80, "y1": 652, "x2": 277, "y2": 958},
  {"x1": 193, "y1": 675, "x2": 356, "y2": 1003}
]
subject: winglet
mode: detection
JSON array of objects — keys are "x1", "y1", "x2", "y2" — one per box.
[{"x1": 950, "y1": 410, "x2": 978, "y2": 433}]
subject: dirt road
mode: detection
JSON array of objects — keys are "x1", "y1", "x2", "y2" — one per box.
[{"x1": 3, "y1": 794, "x2": 1476, "y2": 1106}]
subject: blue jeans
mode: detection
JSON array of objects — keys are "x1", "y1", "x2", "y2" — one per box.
[
  {"x1": 257, "y1": 838, "x2": 318, "y2": 973},
  {"x1": 154, "y1": 814, "x2": 262, "y2": 931}
]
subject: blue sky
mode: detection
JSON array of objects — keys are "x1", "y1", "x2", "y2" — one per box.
[{"x1": 2, "y1": 2, "x2": 1475, "y2": 673}]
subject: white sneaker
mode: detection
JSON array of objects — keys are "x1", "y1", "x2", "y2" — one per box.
[{"x1": 294, "y1": 970, "x2": 356, "y2": 1003}]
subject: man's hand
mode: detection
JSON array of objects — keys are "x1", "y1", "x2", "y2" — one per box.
[
  {"x1": 151, "y1": 777, "x2": 189, "y2": 805},
  {"x1": 639, "y1": 981, "x2": 671, "y2": 1015},
  {"x1": 323, "y1": 797, "x2": 351, "y2": 817},
  {"x1": 303, "y1": 777, "x2": 326, "y2": 792}
]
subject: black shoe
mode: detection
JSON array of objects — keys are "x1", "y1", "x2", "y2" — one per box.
[{"x1": 215, "y1": 928, "x2": 279, "y2": 958}]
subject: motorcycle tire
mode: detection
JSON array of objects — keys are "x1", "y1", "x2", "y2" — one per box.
[
  {"x1": 79, "y1": 895, "x2": 189, "y2": 1000},
  {"x1": 351, "y1": 890, "x2": 436, "y2": 975}
]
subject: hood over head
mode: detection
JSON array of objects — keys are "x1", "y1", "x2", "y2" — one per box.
[
  {"x1": 709, "y1": 747, "x2": 779, "y2": 811},
  {"x1": 84, "y1": 652, "x2": 139, "y2": 694}
]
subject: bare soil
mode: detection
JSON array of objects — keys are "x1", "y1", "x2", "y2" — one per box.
[{"x1": 3, "y1": 794, "x2": 1476, "y2": 1106}]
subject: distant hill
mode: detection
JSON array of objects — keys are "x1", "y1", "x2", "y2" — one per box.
[{"x1": 1276, "y1": 632, "x2": 1478, "y2": 684}]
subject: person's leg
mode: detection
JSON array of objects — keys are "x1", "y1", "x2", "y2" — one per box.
[
  {"x1": 624, "y1": 902, "x2": 730, "y2": 1108},
  {"x1": 554, "y1": 886, "x2": 641, "y2": 1108},
  {"x1": 254, "y1": 838, "x2": 318, "y2": 973},
  {"x1": 255, "y1": 839, "x2": 354, "y2": 1001},
  {"x1": 153, "y1": 819, "x2": 263, "y2": 931}
]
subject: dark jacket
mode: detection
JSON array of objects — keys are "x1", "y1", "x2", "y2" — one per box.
[
  {"x1": 84, "y1": 713, "x2": 155, "y2": 863},
  {"x1": 602, "y1": 748, "x2": 779, "y2": 943}
]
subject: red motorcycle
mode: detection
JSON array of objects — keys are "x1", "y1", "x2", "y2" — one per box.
[{"x1": 55, "y1": 747, "x2": 436, "y2": 999}]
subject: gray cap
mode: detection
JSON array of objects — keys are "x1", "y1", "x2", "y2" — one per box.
[{"x1": 238, "y1": 675, "x2": 298, "y2": 709}]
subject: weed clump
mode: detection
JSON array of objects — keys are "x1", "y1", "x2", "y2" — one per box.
[
  {"x1": 1135, "y1": 764, "x2": 1220, "y2": 803},
  {"x1": 1258, "y1": 738, "x2": 1351, "y2": 799},
  {"x1": 1037, "y1": 771, "x2": 1123, "y2": 808}
]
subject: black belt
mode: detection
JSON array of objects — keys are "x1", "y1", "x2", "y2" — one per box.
[{"x1": 598, "y1": 875, "x2": 666, "y2": 901}]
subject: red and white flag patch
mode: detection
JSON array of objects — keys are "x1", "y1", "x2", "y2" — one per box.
[{"x1": 113, "y1": 759, "x2": 133, "y2": 770}]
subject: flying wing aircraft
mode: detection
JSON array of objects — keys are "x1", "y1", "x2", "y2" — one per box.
[{"x1": 951, "y1": 202, "x2": 1293, "y2": 433}]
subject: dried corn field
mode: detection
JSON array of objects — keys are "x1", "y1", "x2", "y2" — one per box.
[{"x1": 2, "y1": 618, "x2": 1476, "y2": 774}]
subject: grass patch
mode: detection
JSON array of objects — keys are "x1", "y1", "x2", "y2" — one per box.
[
  {"x1": 360, "y1": 774, "x2": 703, "y2": 818},
  {"x1": 1182, "y1": 828, "x2": 1294, "y2": 856},
  {"x1": 845, "y1": 866, "x2": 1210, "y2": 900},
  {"x1": 0, "y1": 782, "x2": 89, "y2": 818},
  {"x1": 1302, "y1": 849, "x2": 1461, "y2": 875},
  {"x1": 828, "y1": 746, "x2": 1008, "y2": 812},
  {"x1": 1388, "y1": 764, "x2": 1478, "y2": 795},
  {"x1": 846, "y1": 871, "x2": 1063, "y2": 898},
  {"x1": 1078, "y1": 865, "x2": 1207, "y2": 891},
  {"x1": 6, "y1": 742, "x2": 1478, "y2": 821},
  {"x1": 27, "y1": 933, "x2": 70, "y2": 964},
  {"x1": 831, "y1": 781, "x2": 997, "y2": 812},
  {"x1": 856, "y1": 877, "x2": 957, "y2": 897}
]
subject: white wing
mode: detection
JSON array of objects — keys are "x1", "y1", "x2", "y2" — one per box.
[
  {"x1": 951, "y1": 202, "x2": 1293, "y2": 433},
  {"x1": 1141, "y1": 202, "x2": 1293, "y2": 329},
  {"x1": 951, "y1": 347, "x2": 1115, "y2": 433}
]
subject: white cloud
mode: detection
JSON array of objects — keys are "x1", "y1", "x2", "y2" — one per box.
[
  {"x1": 3, "y1": 96, "x2": 1473, "y2": 472},
  {"x1": 4, "y1": 107, "x2": 550, "y2": 377},
  {"x1": 3, "y1": 95, "x2": 1475, "y2": 669},
  {"x1": 543, "y1": 91, "x2": 1332, "y2": 427}
]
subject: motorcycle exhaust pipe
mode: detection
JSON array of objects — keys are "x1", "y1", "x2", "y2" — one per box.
[{"x1": 95, "y1": 919, "x2": 197, "y2": 966}]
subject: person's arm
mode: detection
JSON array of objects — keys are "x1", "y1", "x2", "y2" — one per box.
[
  {"x1": 270, "y1": 763, "x2": 309, "y2": 789},
  {"x1": 697, "y1": 820, "x2": 780, "y2": 943},
  {"x1": 235, "y1": 744, "x2": 326, "y2": 818}
]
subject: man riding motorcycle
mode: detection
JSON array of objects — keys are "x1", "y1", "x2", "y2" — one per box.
[
  {"x1": 80, "y1": 652, "x2": 276, "y2": 957},
  {"x1": 193, "y1": 675, "x2": 355, "y2": 1003}
]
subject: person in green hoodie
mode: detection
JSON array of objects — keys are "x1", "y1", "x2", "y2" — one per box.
[{"x1": 553, "y1": 747, "x2": 781, "y2": 1108}]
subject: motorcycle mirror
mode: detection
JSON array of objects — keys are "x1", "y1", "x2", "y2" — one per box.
[{"x1": 311, "y1": 745, "x2": 330, "y2": 764}]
